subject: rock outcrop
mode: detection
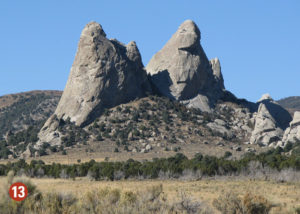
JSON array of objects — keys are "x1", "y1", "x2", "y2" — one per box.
[
  {"x1": 210, "y1": 57, "x2": 224, "y2": 90},
  {"x1": 38, "y1": 22, "x2": 151, "y2": 145},
  {"x1": 257, "y1": 93, "x2": 272, "y2": 102},
  {"x1": 282, "y1": 111, "x2": 300, "y2": 144},
  {"x1": 35, "y1": 20, "x2": 293, "y2": 151},
  {"x1": 55, "y1": 22, "x2": 151, "y2": 127},
  {"x1": 250, "y1": 103, "x2": 283, "y2": 146},
  {"x1": 250, "y1": 94, "x2": 292, "y2": 146},
  {"x1": 146, "y1": 20, "x2": 225, "y2": 112}
]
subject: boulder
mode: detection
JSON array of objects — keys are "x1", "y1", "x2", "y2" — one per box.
[
  {"x1": 111, "y1": 129, "x2": 117, "y2": 136},
  {"x1": 232, "y1": 146, "x2": 242, "y2": 151},
  {"x1": 207, "y1": 120, "x2": 232, "y2": 138},
  {"x1": 245, "y1": 147, "x2": 256, "y2": 153},
  {"x1": 217, "y1": 142, "x2": 224, "y2": 147},
  {"x1": 37, "y1": 115, "x2": 61, "y2": 147},
  {"x1": 282, "y1": 111, "x2": 300, "y2": 144},
  {"x1": 257, "y1": 93, "x2": 272, "y2": 102},
  {"x1": 128, "y1": 132, "x2": 133, "y2": 141},
  {"x1": 146, "y1": 20, "x2": 225, "y2": 112},
  {"x1": 22, "y1": 145, "x2": 32, "y2": 159},
  {"x1": 145, "y1": 144, "x2": 152, "y2": 151}
]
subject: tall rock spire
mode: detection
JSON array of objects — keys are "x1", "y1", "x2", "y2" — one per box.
[
  {"x1": 52, "y1": 22, "x2": 151, "y2": 127},
  {"x1": 37, "y1": 22, "x2": 151, "y2": 146},
  {"x1": 146, "y1": 20, "x2": 225, "y2": 112}
]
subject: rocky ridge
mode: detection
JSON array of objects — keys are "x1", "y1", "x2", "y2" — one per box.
[
  {"x1": 0, "y1": 91, "x2": 61, "y2": 138},
  {"x1": 277, "y1": 96, "x2": 300, "y2": 115},
  {"x1": 34, "y1": 96, "x2": 259, "y2": 159},
  {"x1": 0, "y1": 20, "x2": 295, "y2": 159},
  {"x1": 36, "y1": 20, "x2": 295, "y2": 151}
]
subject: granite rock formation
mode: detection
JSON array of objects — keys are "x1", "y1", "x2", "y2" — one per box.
[
  {"x1": 250, "y1": 94, "x2": 292, "y2": 146},
  {"x1": 55, "y1": 22, "x2": 151, "y2": 127},
  {"x1": 282, "y1": 111, "x2": 300, "y2": 144},
  {"x1": 37, "y1": 22, "x2": 151, "y2": 146},
  {"x1": 146, "y1": 20, "x2": 225, "y2": 112},
  {"x1": 35, "y1": 20, "x2": 294, "y2": 151}
]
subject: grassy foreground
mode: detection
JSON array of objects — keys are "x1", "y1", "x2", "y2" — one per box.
[{"x1": 1, "y1": 175, "x2": 300, "y2": 213}]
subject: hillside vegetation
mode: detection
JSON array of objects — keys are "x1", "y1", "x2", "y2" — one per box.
[
  {"x1": 0, "y1": 94, "x2": 261, "y2": 160},
  {"x1": 1, "y1": 92, "x2": 299, "y2": 164},
  {"x1": 0, "y1": 91, "x2": 61, "y2": 159},
  {"x1": 277, "y1": 96, "x2": 300, "y2": 115},
  {"x1": 1, "y1": 141, "x2": 300, "y2": 182},
  {"x1": 0, "y1": 90, "x2": 61, "y2": 137}
]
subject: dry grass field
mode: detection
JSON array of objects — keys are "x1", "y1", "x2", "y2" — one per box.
[{"x1": 1, "y1": 177, "x2": 299, "y2": 213}]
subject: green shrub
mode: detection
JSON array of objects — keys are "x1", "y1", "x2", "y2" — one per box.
[
  {"x1": 96, "y1": 134, "x2": 103, "y2": 141},
  {"x1": 224, "y1": 151, "x2": 232, "y2": 158}
]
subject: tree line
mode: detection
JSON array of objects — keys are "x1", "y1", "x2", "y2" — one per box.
[{"x1": 0, "y1": 142, "x2": 299, "y2": 181}]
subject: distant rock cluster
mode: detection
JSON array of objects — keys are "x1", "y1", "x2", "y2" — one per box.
[
  {"x1": 250, "y1": 94, "x2": 292, "y2": 147},
  {"x1": 36, "y1": 20, "x2": 298, "y2": 150},
  {"x1": 282, "y1": 111, "x2": 300, "y2": 144}
]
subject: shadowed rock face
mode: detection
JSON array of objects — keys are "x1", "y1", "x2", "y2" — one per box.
[
  {"x1": 50, "y1": 22, "x2": 151, "y2": 127},
  {"x1": 146, "y1": 20, "x2": 225, "y2": 112}
]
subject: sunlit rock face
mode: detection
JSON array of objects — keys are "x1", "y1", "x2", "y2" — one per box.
[
  {"x1": 250, "y1": 94, "x2": 292, "y2": 146},
  {"x1": 37, "y1": 22, "x2": 151, "y2": 146},
  {"x1": 49, "y1": 22, "x2": 151, "y2": 127},
  {"x1": 282, "y1": 111, "x2": 300, "y2": 144},
  {"x1": 146, "y1": 20, "x2": 225, "y2": 112}
]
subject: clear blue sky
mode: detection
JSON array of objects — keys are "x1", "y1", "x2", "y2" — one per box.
[{"x1": 0, "y1": 1, "x2": 299, "y2": 102}]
